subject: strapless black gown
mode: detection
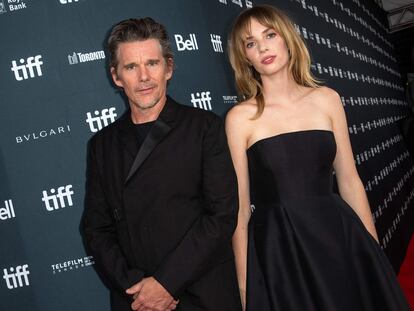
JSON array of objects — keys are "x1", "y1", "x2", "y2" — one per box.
[{"x1": 246, "y1": 130, "x2": 410, "y2": 311}]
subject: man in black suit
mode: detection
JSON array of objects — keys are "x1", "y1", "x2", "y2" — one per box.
[{"x1": 82, "y1": 17, "x2": 241, "y2": 311}]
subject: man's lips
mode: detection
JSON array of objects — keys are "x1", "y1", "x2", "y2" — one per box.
[
  {"x1": 261, "y1": 55, "x2": 276, "y2": 64},
  {"x1": 136, "y1": 85, "x2": 156, "y2": 93}
]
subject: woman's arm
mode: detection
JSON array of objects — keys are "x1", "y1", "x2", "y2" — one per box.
[
  {"x1": 325, "y1": 88, "x2": 379, "y2": 242},
  {"x1": 225, "y1": 105, "x2": 253, "y2": 310}
]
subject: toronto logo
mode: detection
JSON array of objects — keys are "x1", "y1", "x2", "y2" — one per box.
[{"x1": 68, "y1": 50, "x2": 105, "y2": 65}]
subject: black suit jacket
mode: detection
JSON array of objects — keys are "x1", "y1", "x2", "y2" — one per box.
[{"x1": 82, "y1": 97, "x2": 241, "y2": 310}]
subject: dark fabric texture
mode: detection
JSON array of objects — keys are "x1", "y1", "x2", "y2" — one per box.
[
  {"x1": 246, "y1": 130, "x2": 410, "y2": 311},
  {"x1": 82, "y1": 96, "x2": 241, "y2": 311}
]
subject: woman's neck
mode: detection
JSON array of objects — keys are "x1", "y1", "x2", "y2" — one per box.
[{"x1": 261, "y1": 69, "x2": 302, "y2": 106}]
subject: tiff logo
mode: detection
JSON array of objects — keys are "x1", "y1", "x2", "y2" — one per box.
[
  {"x1": 175, "y1": 34, "x2": 198, "y2": 51},
  {"x1": 42, "y1": 185, "x2": 74, "y2": 211},
  {"x1": 218, "y1": 0, "x2": 227, "y2": 3},
  {"x1": 191, "y1": 91, "x2": 212, "y2": 111},
  {"x1": 0, "y1": 200, "x2": 15, "y2": 221},
  {"x1": 245, "y1": 0, "x2": 252, "y2": 8},
  {"x1": 11, "y1": 55, "x2": 43, "y2": 81},
  {"x1": 86, "y1": 108, "x2": 117, "y2": 132},
  {"x1": 60, "y1": 0, "x2": 79, "y2": 3},
  {"x1": 68, "y1": 52, "x2": 78, "y2": 64},
  {"x1": 210, "y1": 34, "x2": 223, "y2": 53},
  {"x1": 3, "y1": 265, "x2": 30, "y2": 289}
]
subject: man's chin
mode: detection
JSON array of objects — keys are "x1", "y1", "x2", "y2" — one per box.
[{"x1": 136, "y1": 98, "x2": 161, "y2": 110}]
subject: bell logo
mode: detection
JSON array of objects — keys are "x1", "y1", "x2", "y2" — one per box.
[
  {"x1": 174, "y1": 34, "x2": 198, "y2": 51},
  {"x1": 42, "y1": 185, "x2": 74, "y2": 211},
  {"x1": 86, "y1": 108, "x2": 117, "y2": 132},
  {"x1": 3, "y1": 265, "x2": 30, "y2": 289},
  {"x1": 11, "y1": 55, "x2": 44, "y2": 81},
  {"x1": 0, "y1": 200, "x2": 15, "y2": 221},
  {"x1": 191, "y1": 91, "x2": 212, "y2": 111}
]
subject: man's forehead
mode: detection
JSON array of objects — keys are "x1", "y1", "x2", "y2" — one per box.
[{"x1": 117, "y1": 39, "x2": 163, "y2": 58}]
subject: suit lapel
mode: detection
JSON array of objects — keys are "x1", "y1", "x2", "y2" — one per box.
[{"x1": 124, "y1": 96, "x2": 178, "y2": 184}]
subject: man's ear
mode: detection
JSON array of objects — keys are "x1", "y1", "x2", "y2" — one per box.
[
  {"x1": 166, "y1": 58, "x2": 174, "y2": 80},
  {"x1": 111, "y1": 66, "x2": 123, "y2": 88}
]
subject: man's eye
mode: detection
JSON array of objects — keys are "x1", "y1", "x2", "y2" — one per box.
[{"x1": 148, "y1": 61, "x2": 159, "y2": 66}]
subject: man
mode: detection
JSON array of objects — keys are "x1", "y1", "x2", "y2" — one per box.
[{"x1": 82, "y1": 17, "x2": 241, "y2": 311}]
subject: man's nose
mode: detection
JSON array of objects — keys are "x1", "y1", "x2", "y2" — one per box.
[{"x1": 138, "y1": 65, "x2": 149, "y2": 81}]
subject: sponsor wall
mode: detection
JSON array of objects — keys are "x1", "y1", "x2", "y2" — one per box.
[{"x1": 0, "y1": 0, "x2": 413, "y2": 310}]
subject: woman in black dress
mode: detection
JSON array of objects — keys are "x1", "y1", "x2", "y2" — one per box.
[{"x1": 226, "y1": 5, "x2": 410, "y2": 311}]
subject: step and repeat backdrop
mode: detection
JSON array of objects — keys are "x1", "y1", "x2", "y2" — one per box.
[{"x1": 1, "y1": 0, "x2": 413, "y2": 310}]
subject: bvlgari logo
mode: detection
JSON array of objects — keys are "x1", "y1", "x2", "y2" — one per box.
[
  {"x1": 15, "y1": 125, "x2": 71, "y2": 144},
  {"x1": 51, "y1": 256, "x2": 95, "y2": 274}
]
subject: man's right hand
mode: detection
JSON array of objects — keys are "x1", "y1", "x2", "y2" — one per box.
[{"x1": 126, "y1": 277, "x2": 178, "y2": 311}]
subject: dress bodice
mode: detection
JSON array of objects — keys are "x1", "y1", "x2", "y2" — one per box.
[{"x1": 247, "y1": 130, "x2": 336, "y2": 203}]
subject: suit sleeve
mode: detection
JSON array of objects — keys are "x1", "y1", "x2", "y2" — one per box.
[
  {"x1": 153, "y1": 114, "x2": 239, "y2": 298},
  {"x1": 81, "y1": 137, "x2": 145, "y2": 294}
]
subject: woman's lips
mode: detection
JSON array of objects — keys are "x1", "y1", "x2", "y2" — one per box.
[{"x1": 261, "y1": 56, "x2": 276, "y2": 64}]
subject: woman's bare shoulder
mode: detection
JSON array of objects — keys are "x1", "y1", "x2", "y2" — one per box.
[
  {"x1": 226, "y1": 99, "x2": 258, "y2": 123},
  {"x1": 308, "y1": 86, "x2": 343, "y2": 111}
]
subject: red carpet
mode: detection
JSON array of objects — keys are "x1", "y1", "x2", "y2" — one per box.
[{"x1": 399, "y1": 235, "x2": 414, "y2": 310}]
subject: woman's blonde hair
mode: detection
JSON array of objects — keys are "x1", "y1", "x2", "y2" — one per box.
[{"x1": 228, "y1": 5, "x2": 321, "y2": 118}]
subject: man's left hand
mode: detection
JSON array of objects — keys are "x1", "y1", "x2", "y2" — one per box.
[{"x1": 126, "y1": 277, "x2": 177, "y2": 311}]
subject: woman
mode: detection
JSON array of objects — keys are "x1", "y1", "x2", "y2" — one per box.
[{"x1": 226, "y1": 5, "x2": 410, "y2": 311}]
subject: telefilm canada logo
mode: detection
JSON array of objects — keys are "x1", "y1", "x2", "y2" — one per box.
[
  {"x1": 68, "y1": 50, "x2": 105, "y2": 65},
  {"x1": 0, "y1": 0, "x2": 29, "y2": 13},
  {"x1": 51, "y1": 256, "x2": 94, "y2": 274}
]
